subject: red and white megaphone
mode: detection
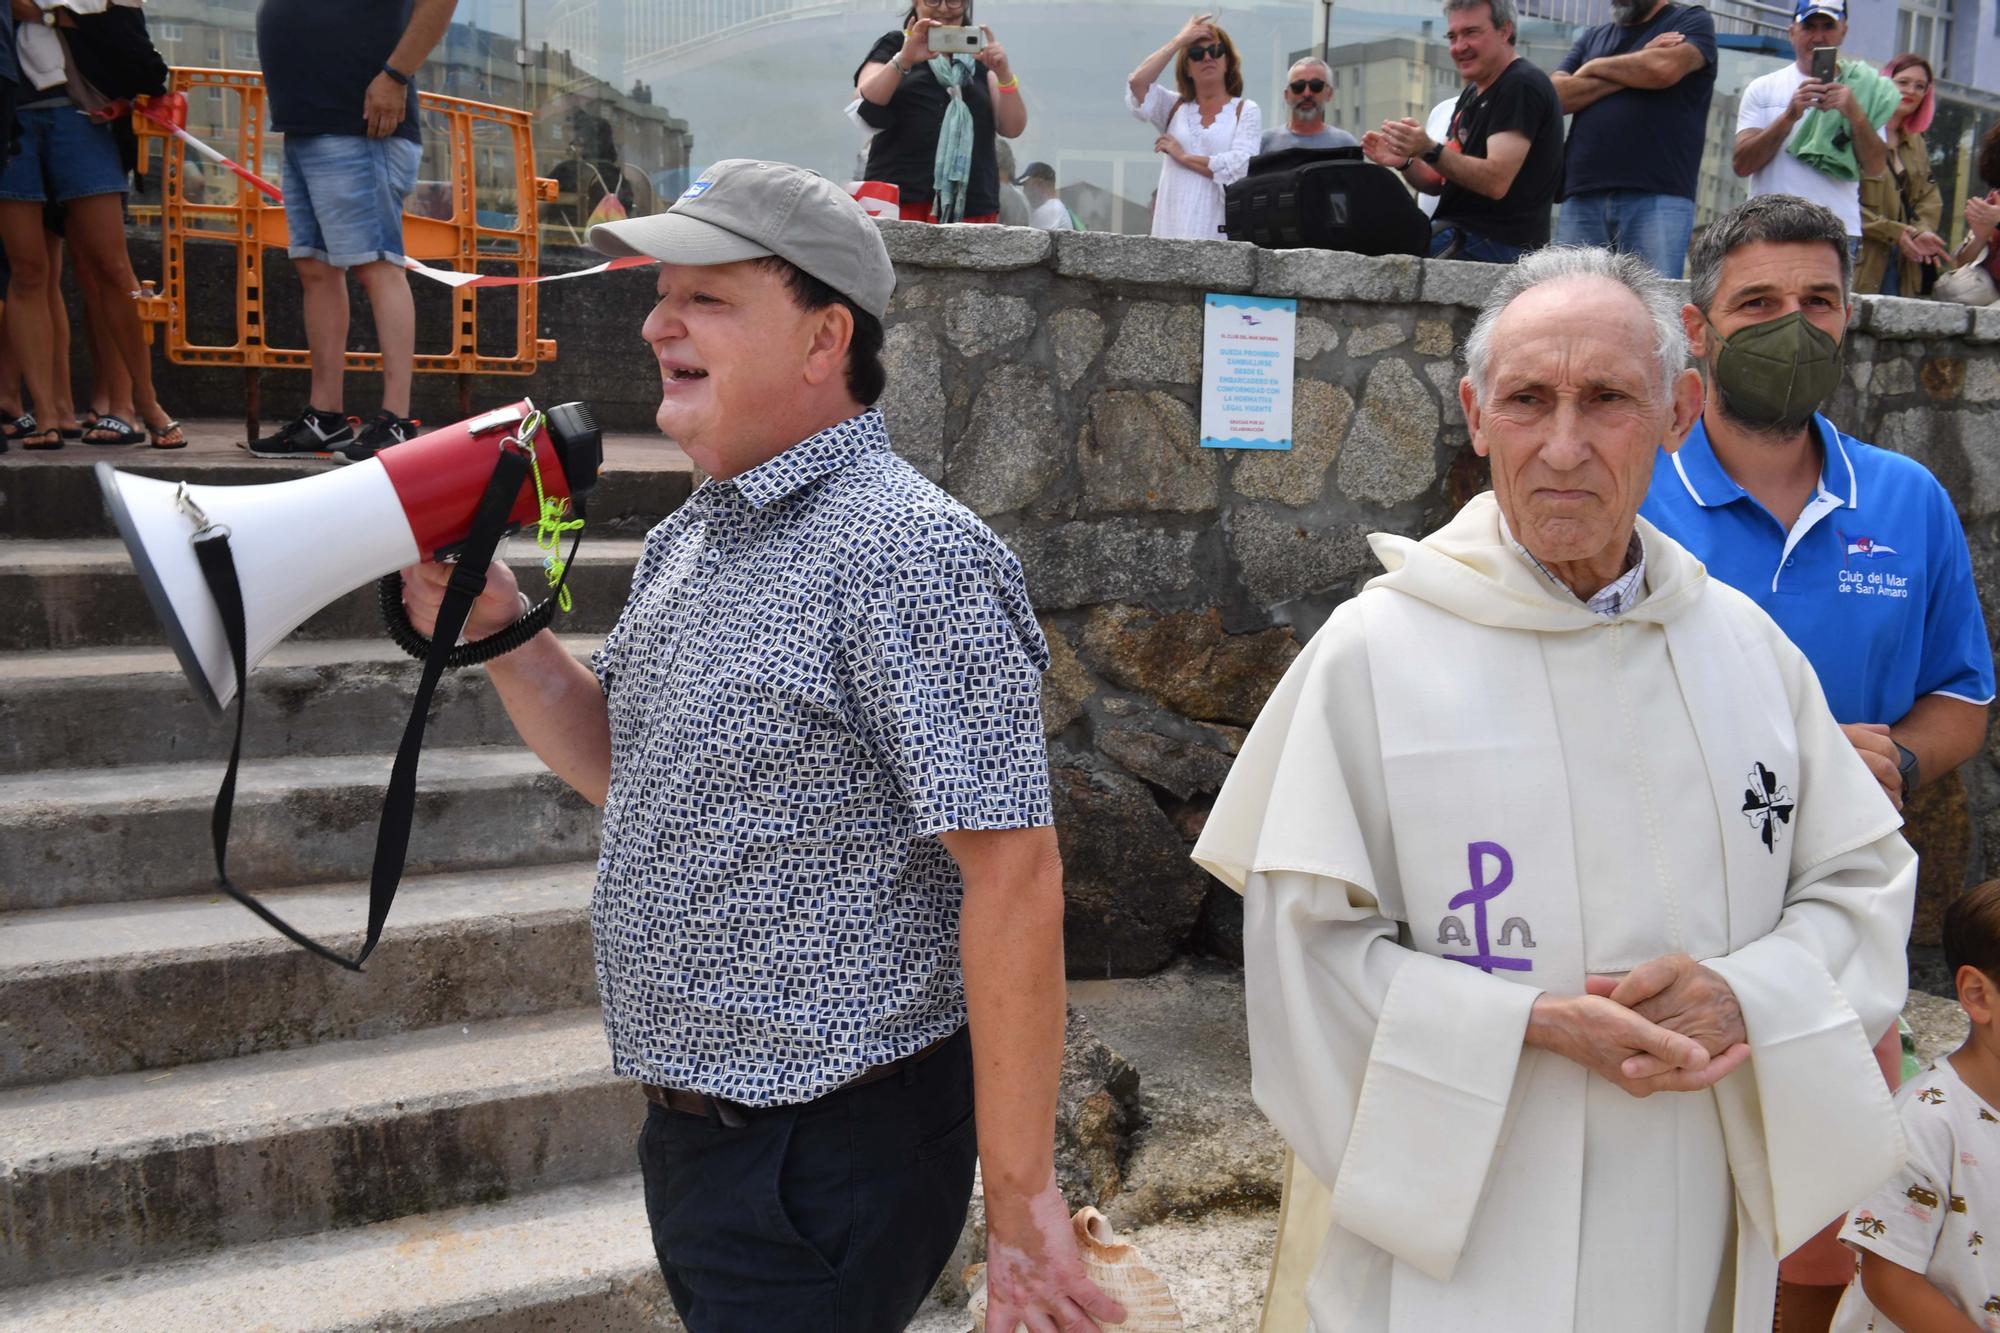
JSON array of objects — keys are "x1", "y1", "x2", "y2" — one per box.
[{"x1": 97, "y1": 399, "x2": 601, "y2": 713}]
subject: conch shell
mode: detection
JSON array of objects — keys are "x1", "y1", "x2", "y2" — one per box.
[{"x1": 965, "y1": 1206, "x2": 1185, "y2": 1331}]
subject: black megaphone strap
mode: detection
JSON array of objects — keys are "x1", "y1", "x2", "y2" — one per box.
[{"x1": 192, "y1": 444, "x2": 534, "y2": 970}]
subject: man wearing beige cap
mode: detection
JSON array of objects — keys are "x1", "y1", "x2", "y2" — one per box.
[{"x1": 401, "y1": 159, "x2": 1122, "y2": 1332}]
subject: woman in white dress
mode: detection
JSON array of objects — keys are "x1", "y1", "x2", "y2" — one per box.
[{"x1": 1125, "y1": 13, "x2": 1261, "y2": 241}]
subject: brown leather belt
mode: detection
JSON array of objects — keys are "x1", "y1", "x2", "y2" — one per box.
[{"x1": 642, "y1": 1031, "x2": 957, "y2": 1128}]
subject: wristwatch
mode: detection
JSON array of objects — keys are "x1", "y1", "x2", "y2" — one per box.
[
  {"x1": 889, "y1": 54, "x2": 911, "y2": 75},
  {"x1": 1421, "y1": 141, "x2": 1446, "y2": 167},
  {"x1": 1894, "y1": 741, "x2": 1920, "y2": 801}
]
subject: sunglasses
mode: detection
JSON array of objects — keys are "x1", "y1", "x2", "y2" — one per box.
[
  {"x1": 1288, "y1": 78, "x2": 1327, "y2": 94},
  {"x1": 1187, "y1": 42, "x2": 1228, "y2": 61}
]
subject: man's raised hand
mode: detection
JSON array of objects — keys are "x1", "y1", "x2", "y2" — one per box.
[
  {"x1": 1823, "y1": 81, "x2": 1864, "y2": 118},
  {"x1": 1359, "y1": 129, "x2": 1405, "y2": 169},
  {"x1": 1375, "y1": 117, "x2": 1430, "y2": 160},
  {"x1": 399, "y1": 558, "x2": 523, "y2": 641}
]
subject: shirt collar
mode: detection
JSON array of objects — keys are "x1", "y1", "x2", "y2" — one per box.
[
  {"x1": 1668, "y1": 413, "x2": 1859, "y2": 511},
  {"x1": 721, "y1": 408, "x2": 887, "y2": 510},
  {"x1": 1499, "y1": 512, "x2": 1649, "y2": 618}
]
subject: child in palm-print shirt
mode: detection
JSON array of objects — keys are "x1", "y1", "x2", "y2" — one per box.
[{"x1": 1834, "y1": 879, "x2": 2000, "y2": 1333}]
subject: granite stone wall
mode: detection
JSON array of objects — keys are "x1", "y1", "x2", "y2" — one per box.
[
  {"x1": 865, "y1": 223, "x2": 2000, "y2": 976},
  {"x1": 132, "y1": 222, "x2": 2000, "y2": 975}
]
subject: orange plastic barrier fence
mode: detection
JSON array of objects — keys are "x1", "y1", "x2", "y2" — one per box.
[{"x1": 132, "y1": 68, "x2": 560, "y2": 437}]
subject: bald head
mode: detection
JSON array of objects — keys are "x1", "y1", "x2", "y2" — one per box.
[
  {"x1": 1465, "y1": 246, "x2": 1686, "y2": 402},
  {"x1": 1482, "y1": 276, "x2": 1663, "y2": 400}
]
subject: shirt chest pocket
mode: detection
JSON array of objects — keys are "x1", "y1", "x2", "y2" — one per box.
[{"x1": 680, "y1": 626, "x2": 853, "y2": 765}]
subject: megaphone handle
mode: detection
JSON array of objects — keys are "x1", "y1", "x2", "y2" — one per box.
[{"x1": 378, "y1": 495, "x2": 585, "y2": 667}]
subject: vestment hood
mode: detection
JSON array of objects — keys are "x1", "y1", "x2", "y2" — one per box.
[{"x1": 1364, "y1": 491, "x2": 1708, "y2": 630}]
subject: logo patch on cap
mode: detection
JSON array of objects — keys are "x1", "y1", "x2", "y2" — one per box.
[{"x1": 679, "y1": 180, "x2": 714, "y2": 202}]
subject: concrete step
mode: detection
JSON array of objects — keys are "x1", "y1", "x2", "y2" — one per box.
[
  {"x1": 0, "y1": 537, "x2": 644, "y2": 652},
  {"x1": 0, "y1": 748, "x2": 600, "y2": 911},
  {"x1": 0, "y1": 637, "x2": 601, "y2": 772},
  {"x1": 0, "y1": 1175, "x2": 683, "y2": 1331},
  {"x1": 0, "y1": 863, "x2": 597, "y2": 1090},
  {"x1": 0, "y1": 438, "x2": 695, "y2": 540},
  {"x1": 0, "y1": 1168, "x2": 1277, "y2": 1333},
  {"x1": 0, "y1": 1007, "x2": 637, "y2": 1287}
]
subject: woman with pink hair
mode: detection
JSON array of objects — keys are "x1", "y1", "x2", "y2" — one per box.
[{"x1": 1857, "y1": 53, "x2": 1948, "y2": 297}]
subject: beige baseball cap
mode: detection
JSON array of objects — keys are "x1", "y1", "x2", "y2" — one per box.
[{"x1": 589, "y1": 159, "x2": 896, "y2": 319}]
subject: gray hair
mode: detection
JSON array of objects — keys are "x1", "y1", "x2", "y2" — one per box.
[
  {"x1": 1464, "y1": 246, "x2": 1689, "y2": 401},
  {"x1": 1445, "y1": 0, "x2": 1518, "y2": 35},
  {"x1": 1288, "y1": 57, "x2": 1332, "y2": 81},
  {"x1": 1686, "y1": 194, "x2": 1852, "y2": 315}
]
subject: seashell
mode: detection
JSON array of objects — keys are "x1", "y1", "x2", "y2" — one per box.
[{"x1": 964, "y1": 1207, "x2": 1185, "y2": 1331}]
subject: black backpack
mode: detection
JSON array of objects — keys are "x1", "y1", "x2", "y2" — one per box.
[
  {"x1": 1223, "y1": 146, "x2": 1431, "y2": 257},
  {"x1": 62, "y1": 6, "x2": 169, "y2": 101}
]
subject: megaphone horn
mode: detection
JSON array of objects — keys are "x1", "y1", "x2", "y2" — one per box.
[{"x1": 97, "y1": 399, "x2": 602, "y2": 714}]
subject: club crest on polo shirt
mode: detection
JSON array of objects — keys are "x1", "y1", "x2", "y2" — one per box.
[
  {"x1": 1836, "y1": 530, "x2": 1913, "y2": 601},
  {"x1": 1842, "y1": 532, "x2": 1899, "y2": 561}
]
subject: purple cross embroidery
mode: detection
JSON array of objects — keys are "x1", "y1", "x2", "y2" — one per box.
[{"x1": 1442, "y1": 841, "x2": 1532, "y2": 974}]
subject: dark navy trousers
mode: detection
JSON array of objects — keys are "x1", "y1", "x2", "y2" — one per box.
[{"x1": 637, "y1": 1026, "x2": 978, "y2": 1332}]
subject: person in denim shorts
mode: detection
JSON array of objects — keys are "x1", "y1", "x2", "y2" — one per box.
[
  {"x1": 1, "y1": 4, "x2": 183, "y2": 452},
  {"x1": 251, "y1": 0, "x2": 454, "y2": 462}
]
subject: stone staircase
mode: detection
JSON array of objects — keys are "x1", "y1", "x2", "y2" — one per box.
[{"x1": 0, "y1": 435, "x2": 699, "y2": 1329}]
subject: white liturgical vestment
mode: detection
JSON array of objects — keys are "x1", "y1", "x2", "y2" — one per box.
[{"x1": 1193, "y1": 494, "x2": 1915, "y2": 1333}]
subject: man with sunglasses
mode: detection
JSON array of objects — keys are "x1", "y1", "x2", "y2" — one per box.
[{"x1": 1260, "y1": 58, "x2": 1359, "y2": 156}]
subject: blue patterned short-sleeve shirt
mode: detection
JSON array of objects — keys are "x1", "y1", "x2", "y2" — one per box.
[{"x1": 589, "y1": 408, "x2": 1052, "y2": 1107}]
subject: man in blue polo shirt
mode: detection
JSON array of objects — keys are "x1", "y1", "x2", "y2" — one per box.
[{"x1": 1641, "y1": 192, "x2": 1994, "y2": 1333}]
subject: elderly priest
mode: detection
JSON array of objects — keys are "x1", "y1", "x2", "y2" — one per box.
[{"x1": 1194, "y1": 246, "x2": 1915, "y2": 1333}]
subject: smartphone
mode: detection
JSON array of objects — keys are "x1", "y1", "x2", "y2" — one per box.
[
  {"x1": 929, "y1": 25, "x2": 986, "y2": 53},
  {"x1": 1810, "y1": 45, "x2": 1838, "y2": 83}
]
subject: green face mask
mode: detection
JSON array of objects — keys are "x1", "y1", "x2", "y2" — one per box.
[{"x1": 1703, "y1": 311, "x2": 1845, "y2": 432}]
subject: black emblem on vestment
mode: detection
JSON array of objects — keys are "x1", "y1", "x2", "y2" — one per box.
[{"x1": 1741, "y1": 762, "x2": 1795, "y2": 854}]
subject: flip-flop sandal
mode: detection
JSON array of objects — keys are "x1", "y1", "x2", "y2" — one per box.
[
  {"x1": 147, "y1": 419, "x2": 188, "y2": 450},
  {"x1": 83, "y1": 415, "x2": 145, "y2": 446},
  {"x1": 59, "y1": 426, "x2": 83, "y2": 442},
  {"x1": 20, "y1": 427, "x2": 63, "y2": 451},
  {"x1": 1, "y1": 413, "x2": 38, "y2": 441}
]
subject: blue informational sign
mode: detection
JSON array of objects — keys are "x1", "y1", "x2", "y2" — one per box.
[{"x1": 1199, "y1": 293, "x2": 1296, "y2": 451}]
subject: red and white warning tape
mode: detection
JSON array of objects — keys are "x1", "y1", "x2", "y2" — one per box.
[{"x1": 400, "y1": 254, "x2": 655, "y2": 288}]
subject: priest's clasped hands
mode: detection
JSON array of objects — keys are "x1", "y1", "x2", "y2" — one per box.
[{"x1": 1526, "y1": 953, "x2": 1751, "y2": 1097}]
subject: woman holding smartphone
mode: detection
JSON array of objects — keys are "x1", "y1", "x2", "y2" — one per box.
[
  {"x1": 854, "y1": 0, "x2": 1027, "y2": 224},
  {"x1": 1125, "y1": 13, "x2": 1261, "y2": 241}
]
